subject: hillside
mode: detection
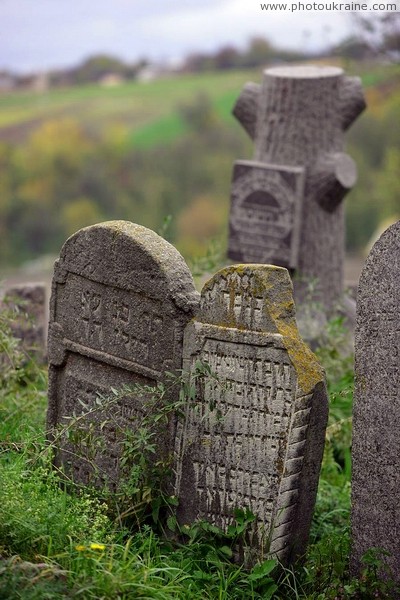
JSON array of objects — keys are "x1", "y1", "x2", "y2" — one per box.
[
  {"x1": 1, "y1": 62, "x2": 398, "y2": 146},
  {"x1": 0, "y1": 61, "x2": 399, "y2": 271},
  {"x1": 0, "y1": 69, "x2": 260, "y2": 146}
]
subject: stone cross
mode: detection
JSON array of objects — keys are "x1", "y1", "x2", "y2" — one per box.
[
  {"x1": 173, "y1": 264, "x2": 328, "y2": 564},
  {"x1": 228, "y1": 65, "x2": 365, "y2": 310},
  {"x1": 351, "y1": 220, "x2": 400, "y2": 583},
  {"x1": 46, "y1": 221, "x2": 199, "y2": 488}
]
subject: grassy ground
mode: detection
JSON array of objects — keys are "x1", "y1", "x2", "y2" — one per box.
[
  {"x1": 1, "y1": 60, "x2": 399, "y2": 597},
  {"x1": 0, "y1": 70, "x2": 258, "y2": 146},
  {"x1": 1, "y1": 62, "x2": 399, "y2": 147},
  {"x1": 1, "y1": 302, "x2": 399, "y2": 599}
]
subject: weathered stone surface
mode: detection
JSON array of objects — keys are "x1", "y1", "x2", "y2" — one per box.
[
  {"x1": 47, "y1": 221, "x2": 199, "y2": 488},
  {"x1": 1, "y1": 283, "x2": 47, "y2": 361},
  {"x1": 228, "y1": 161, "x2": 304, "y2": 268},
  {"x1": 351, "y1": 220, "x2": 400, "y2": 583},
  {"x1": 229, "y1": 65, "x2": 366, "y2": 310},
  {"x1": 174, "y1": 265, "x2": 328, "y2": 564}
]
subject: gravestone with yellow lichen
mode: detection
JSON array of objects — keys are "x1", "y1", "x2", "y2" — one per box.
[
  {"x1": 46, "y1": 221, "x2": 328, "y2": 564},
  {"x1": 173, "y1": 264, "x2": 328, "y2": 564}
]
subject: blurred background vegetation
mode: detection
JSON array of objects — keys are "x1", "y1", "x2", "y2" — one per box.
[{"x1": 0, "y1": 24, "x2": 399, "y2": 275}]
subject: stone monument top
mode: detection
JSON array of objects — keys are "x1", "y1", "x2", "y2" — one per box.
[
  {"x1": 266, "y1": 65, "x2": 342, "y2": 78},
  {"x1": 228, "y1": 64, "x2": 366, "y2": 310}
]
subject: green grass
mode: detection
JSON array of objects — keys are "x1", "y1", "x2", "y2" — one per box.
[
  {"x1": 1, "y1": 303, "x2": 400, "y2": 599},
  {"x1": 130, "y1": 112, "x2": 188, "y2": 148},
  {"x1": 1, "y1": 62, "x2": 398, "y2": 148},
  {"x1": 353, "y1": 62, "x2": 400, "y2": 87},
  {"x1": 129, "y1": 89, "x2": 240, "y2": 148},
  {"x1": 0, "y1": 70, "x2": 257, "y2": 142}
]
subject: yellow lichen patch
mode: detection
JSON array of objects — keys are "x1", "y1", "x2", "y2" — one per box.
[
  {"x1": 225, "y1": 264, "x2": 325, "y2": 394},
  {"x1": 277, "y1": 320, "x2": 325, "y2": 395}
]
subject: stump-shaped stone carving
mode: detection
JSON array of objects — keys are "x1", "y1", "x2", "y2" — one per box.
[
  {"x1": 351, "y1": 220, "x2": 400, "y2": 585},
  {"x1": 228, "y1": 65, "x2": 365, "y2": 310},
  {"x1": 174, "y1": 265, "x2": 328, "y2": 564},
  {"x1": 47, "y1": 221, "x2": 199, "y2": 488}
]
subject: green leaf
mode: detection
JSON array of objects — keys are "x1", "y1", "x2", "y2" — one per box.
[
  {"x1": 219, "y1": 545, "x2": 233, "y2": 557},
  {"x1": 167, "y1": 515, "x2": 177, "y2": 532},
  {"x1": 202, "y1": 522, "x2": 224, "y2": 535},
  {"x1": 263, "y1": 583, "x2": 278, "y2": 599},
  {"x1": 248, "y1": 559, "x2": 277, "y2": 581}
]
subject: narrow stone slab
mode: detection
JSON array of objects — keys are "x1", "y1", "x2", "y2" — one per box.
[
  {"x1": 47, "y1": 221, "x2": 199, "y2": 489},
  {"x1": 174, "y1": 265, "x2": 328, "y2": 564},
  {"x1": 351, "y1": 220, "x2": 400, "y2": 583}
]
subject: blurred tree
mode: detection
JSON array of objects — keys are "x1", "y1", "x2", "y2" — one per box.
[
  {"x1": 62, "y1": 197, "x2": 104, "y2": 237},
  {"x1": 75, "y1": 54, "x2": 127, "y2": 83},
  {"x1": 0, "y1": 143, "x2": 15, "y2": 262},
  {"x1": 176, "y1": 195, "x2": 227, "y2": 257},
  {"x1": 350, "y1": 11, "x2": 400, "y2": 59},
  {"x1": 241, "y1": 37, "x2": 274, "y2": 67},
  {"x1": 214, "y1": 45, "x2": 241, "y2": 70},
  {"x1": 377, "y1": 147, "x2": 400, "y2": 220},
  {"x1": 178, "y1": 93, "x2": 218, "y2": 133},
  {"x1": 331, "y1": 36, "x2": 374, "y2": 60},
  {"x1": 183, "y1": 53, "x2": 214, "y2": 72},
  {"x1": 177, "y1": 195, "x2": 226, "y2": 239}
]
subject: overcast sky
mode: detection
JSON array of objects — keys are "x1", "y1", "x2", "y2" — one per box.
[{"x1": 0, "y1": 0, "x2": 355, "y2": 73}]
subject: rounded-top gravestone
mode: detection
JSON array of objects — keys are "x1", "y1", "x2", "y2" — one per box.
[
  {"x1": 351, "y1": 220, "x2": 400, "y2": 585},
  {"x1": 47, "y1": 221, "x2": 200, "y2": 488}
]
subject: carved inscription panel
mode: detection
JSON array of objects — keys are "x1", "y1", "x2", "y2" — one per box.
[
  {"x1": 228, "y1": 161, "x2": 304, "y2": 267},
  {"x1": 175, "y1": 332, "x2": 297, "y2": 533},
  {"x1": 55, "y1": 352, "x2": 155, "y2": 488},
  {"x1": 47, "y1": 221, "x2": 200, "y2": 490},
  {"x1": 56, "y1": 273, "x2": 174, "y2": 374},
  {"x1": 175, "y1": 265, "x2": 328, "y2": 563}
]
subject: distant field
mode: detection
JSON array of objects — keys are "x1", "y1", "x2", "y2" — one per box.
[
  {"x1": 0, "y1": 70, "x2": 259, "y2": 146},
  {"x1": 1, "y1": 62, "x2": 399, "y2": 148}
]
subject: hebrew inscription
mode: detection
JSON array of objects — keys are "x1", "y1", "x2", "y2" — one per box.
[
  {"x1": 176, "y1": 337, "x2": 298, "y2": 533},
  {"x1": 55, "y1": 273, "x2": 168, "y2": 376},
  {"x1": 174, "y1": 265, "x2": 328, "y2": 565},
  {"x1": 228, "y1": 161, "x2": 304, "y2": 267},
  {"x1": 47, "y1": 221, "x2": 200, "y2": 487}
]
